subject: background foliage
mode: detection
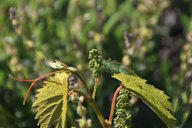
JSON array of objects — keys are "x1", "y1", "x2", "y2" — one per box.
[{"x1": 0, "y1": 0, "x2": 192, "y2": 127}]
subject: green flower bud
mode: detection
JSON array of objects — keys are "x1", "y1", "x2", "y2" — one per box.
[
  {"x1": 77, "y1": 104, "x2": 87, "y2": 117},
  {"x1": 114, "y1": 87, "x2": 132, "y2": 128},
  {"x1": 88, "y1": 49, "x2": 103, "y2": 76}
]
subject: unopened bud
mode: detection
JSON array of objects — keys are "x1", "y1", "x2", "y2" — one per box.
[{"x1": 77, "y1": 104, "x2": 87, "y2": 117}]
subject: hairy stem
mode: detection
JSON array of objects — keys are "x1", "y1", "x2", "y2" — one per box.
[
  {"x1": 90, "y1": 100, "x2": 110, "y2": 128},
  {"x1": 92, "y1": 77, "x2": 99, "y2": 99},
  {"x1": 75, "y1": 73, "x2": 109, "y2": 128},
  {"x1": 75, "y1": 72, "x2": 92, "y2": 97}
]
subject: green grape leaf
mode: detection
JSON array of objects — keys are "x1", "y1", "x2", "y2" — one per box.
[
  {"x1": 112, "y1": 74, "x2": 176, "y2": 128},
  {"x1": 33, "y1": 72, "x2": 69, "y2": 128}
]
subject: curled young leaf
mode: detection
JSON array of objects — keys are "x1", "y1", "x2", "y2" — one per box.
[{"x1": 45, "y1": 59, "x2": 77, "y2": 72}]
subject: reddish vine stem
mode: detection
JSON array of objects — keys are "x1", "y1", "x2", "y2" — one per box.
[
  {"x1": 9, "y1": 69, "x2": 65, "y2": 105},
  {"x1": 108, "y1": 85, "x2": 123, "y2": 123}
]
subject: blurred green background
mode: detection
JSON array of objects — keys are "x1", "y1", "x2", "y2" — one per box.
[{"x1": 0, "y1": 0, "x2": 192, "y2": 128}]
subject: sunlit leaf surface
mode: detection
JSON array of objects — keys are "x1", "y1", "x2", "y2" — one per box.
[
  {"x1": 112, "y1": 74, "x2": 176, "y2": 128},
  {"x1": 33, "y1": 72, "x2": 69, "y2": 128}
]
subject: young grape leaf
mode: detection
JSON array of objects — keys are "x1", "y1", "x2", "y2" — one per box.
[
  {"x1": 33, "y1": 72, "x2": 69, "y2": 128},
  {"x1": 112, "y1": 74, "x2": 176, "y2": 128}
]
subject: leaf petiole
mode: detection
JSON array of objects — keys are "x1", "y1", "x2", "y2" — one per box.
[{"x1": 10, "y1": 70, "x2": 66, "y2": 105}]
